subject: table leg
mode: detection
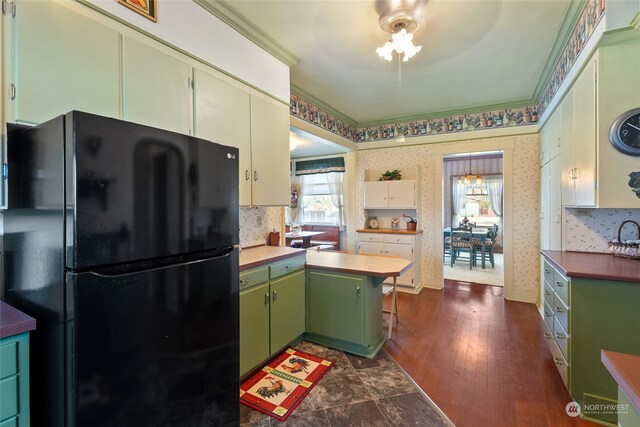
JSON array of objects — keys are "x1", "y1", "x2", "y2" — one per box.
[
  {"x1": 481, "y1": 244, "x2": 486, "y2": 269},
  {"x1": 387, "y1": 277, "x2": 397, "y2": 340},
  {"x1": 302, "y1": 237, "x2": 312, "y2": 248}
]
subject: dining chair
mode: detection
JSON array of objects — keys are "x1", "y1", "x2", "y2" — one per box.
[{"x1": 450, "y1": 229, "x2": 477, "y2": 270}]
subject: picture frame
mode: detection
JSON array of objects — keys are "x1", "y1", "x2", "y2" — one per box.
[{"x1": 117, "y1": 0, "x2": 157, "y2": 23}]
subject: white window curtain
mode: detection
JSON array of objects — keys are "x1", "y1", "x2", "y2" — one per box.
[
  {"x1": 288, "y1": 174, "x2": 305, "y2": 225},
  {"x1": 451, "y1": 179, "x2": 467, "y2": 225},
  {"x1": 298, "y1": 172, "x2": 343, "y2": 227},
  {"x1": 325, "y1": 172, "x2": 345, "y2": 230},
  {"x1": 485, "y1": 176, "x2": 503, "y2": 217}
]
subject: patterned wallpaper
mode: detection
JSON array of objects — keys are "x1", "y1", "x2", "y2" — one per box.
[
  {"x1": 356, "y1": 134, "x2": 540, "y2": 300},
  {"x1": 538, "y1": 0, "x2": 606, "y2": 114},
  {"x1": 564, "y1": 208, "x2": 640, "y2": 253},
  {"x1": 239, "y1": 207, "x2": 283, "y2": 248}
]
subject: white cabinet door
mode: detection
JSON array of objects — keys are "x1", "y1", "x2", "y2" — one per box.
[
  {"x1": 193, "y1": 69, "x2": 251, "y2": 206},
  {"x1": 364, "y1": 182, "x2": 388, "y2": 208},
  {"x1": 540, "y1": 162, "x2": 550, "y2": 251},
  {"x1": 388, "y1": 181, "x2": 416, "y2": 208},
  {"x1": 122, "y1": 36, "x2": 190, "y2": 135},
  {"x1": 250, "y1": 96, "x2": 290, "y2": 206},
  {"x1": 548, "y1": 156, "x2": 562, "y2": 250},
  {"x1": 11, "y1": 1, "x2": 120, "y2": 124},
  {"x1": 384, "y1": 243, "x2": 414, "y2": 286},
  {"x1": 573, "y1": 57, "x2": 597, "y2": 207},
  {"x1": 358, "y1": 241, "x2": 385, "y2": 255},
  {"x1": 561, "y1": 88, "x2": 576, "y2": 207}
]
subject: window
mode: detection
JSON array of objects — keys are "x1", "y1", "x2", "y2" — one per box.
[
  {"x1": 452, "y1": 176, "x2": 502, "y2": 228},
  {"x1": 299, "y1": 172, "x2": 343, "y2": 225}
]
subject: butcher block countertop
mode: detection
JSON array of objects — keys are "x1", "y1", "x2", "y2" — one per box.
[
  {"x1": 356, "y1": 228, "x2": 422, "y2": 235},
  {"x1": 602, "y1": 350, "x2": 640, "y2": 414},
  {"x1": 541, "y1": 250, "x2": 640, "y2": 283},
  {"x1": 239, "y1": 246, "x2": 305, "y2": 271},
  {"x1": 0, "y1": 300, "x2": 36, "y2": 339},
  {"x1": 305, "y1": 250, "x2": 412, "y2": 277}
]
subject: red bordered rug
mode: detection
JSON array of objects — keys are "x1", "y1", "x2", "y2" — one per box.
[{"x1": 240, "y1": 348, "x2": 334, "y2": 422}]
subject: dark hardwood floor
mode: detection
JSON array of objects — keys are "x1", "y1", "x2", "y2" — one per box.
[{"x1": 383, "y1": 280, "x2": 596, "y2": 427}]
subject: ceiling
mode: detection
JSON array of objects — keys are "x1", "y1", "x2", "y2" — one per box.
[
  {"x1": 220, "y1": 0, "x2": 571, "y2": 125},
  {"x1": 290, "y1": 127, "x2": 351, "y2": 158}
]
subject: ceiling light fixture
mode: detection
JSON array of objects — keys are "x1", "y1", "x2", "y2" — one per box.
[
  {"x1": 459, "y1": 154, "x2": 482, "y2": 186},
  {"x1": 376, "y1": 6, "x2": 423, "y2": 62}
]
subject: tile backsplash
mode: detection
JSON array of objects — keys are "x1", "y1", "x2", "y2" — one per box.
[
  {"x1": 239, "y1": 207, "x2": 283, "y2": 248},
  {"x1": 564, "y1": 208, "x2": 640, "y2": 252}
]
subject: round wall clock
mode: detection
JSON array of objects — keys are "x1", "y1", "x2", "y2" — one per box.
[{"x1": 609, "y1": 108, "x2": 640, "y2": 156}]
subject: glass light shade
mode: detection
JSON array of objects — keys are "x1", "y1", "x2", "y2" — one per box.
[{"x1": 377, "y1": 28, "x2": 422, "y2": 62}]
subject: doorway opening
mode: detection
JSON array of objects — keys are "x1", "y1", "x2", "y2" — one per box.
[{"x1": 441, "y1": 151, "x2": 504, "y2": 293}]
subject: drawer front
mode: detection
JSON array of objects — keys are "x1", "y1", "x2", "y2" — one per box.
[
  {"x1": 0, "y1": 417, "x2": 17, "y2": 427},
  {"x1": 239, "y1": 266, "x2": 269, "y2": 291},
  {"x1": 384, "y1": 234, "x2": 412, "y2": 244},
  {"x1": 0, "y1": 343, "x2": 17, "y2": 380},
  {"x1": 270, "y1": 256, "x2": 305, "y2": 280},
  {"x1": 553, "y1": 317, "x2": 570, "y2": 361},
  {"x1": 543, "y1": 259, "x2": 554, "y2": 286},
  {"x1": 543, "y1": 300, "x2": 555, "y2": 332},
  {"x1": 543, "y1": 319, "x2": 554, "y2": 341},
  {"x1": 358, "y1": 233, "x2": 384, "y2": 243},
  {"x1": 553, "y1": 293, "x2": 570, "y2": 333},
  {"x1": 553, "y1": 270, "x2": 569, "y2": 305},
  {"x1": 543, "y1": 282, "x2": 554, "y2": 308},
  {"x1": 548, "y1": 337, "x2": 569, "y2": 389},
  {"x1": 0, "y1": 376, "x2": 18, "y2": 421}
]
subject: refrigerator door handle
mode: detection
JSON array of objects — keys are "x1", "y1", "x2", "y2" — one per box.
[{"x1": 89, "y1": 248, "x2": 235, "y2": 278}]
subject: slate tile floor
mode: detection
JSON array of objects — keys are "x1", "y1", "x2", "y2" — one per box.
[{"x1": 240, "y1": 341, "x2": 452, "y2": 427}]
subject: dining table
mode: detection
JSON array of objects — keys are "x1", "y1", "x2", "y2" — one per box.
[
  {"x1": 444, "y1": 226, "x2": 491, "y2": 268},
  {"x1": 285, "y1": 231, "x2": 325, "y2": 248}
]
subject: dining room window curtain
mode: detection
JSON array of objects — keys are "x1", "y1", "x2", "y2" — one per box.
[
  {"x1": 485, "y1": 176, "x2": 503, "y2": 218},
  {"x1": 451, "y1": 178, "x2": 467, "y2": 225}
]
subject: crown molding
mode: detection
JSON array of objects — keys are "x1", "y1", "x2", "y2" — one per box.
[
  {"x1": 356, "y1": 99, "x2": 535, "y2": 129},
  {"x1": 193, "y1": 0, "x2": 300, "y2": 68},
  {"x1": 532, "y1": 0, "x2": 587, "y2": 103},
  {"x1": 290, "y1": 84, "x2": 358, "y2": 126}
]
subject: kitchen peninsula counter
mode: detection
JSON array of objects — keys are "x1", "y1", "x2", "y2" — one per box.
[
  {"x1": 541, "y1": 250, "x2": 640, "y2": 283},
  {"x1": 305, "y1": 250, "x2": 412, "y2": 277},
  {"x1": 239, "y1": 246, "x2": 305, "y2": 271}
]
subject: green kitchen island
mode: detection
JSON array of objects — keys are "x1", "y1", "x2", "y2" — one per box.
[{"x1": 304, "y1": 250, "x2": 411, "y2": 358}]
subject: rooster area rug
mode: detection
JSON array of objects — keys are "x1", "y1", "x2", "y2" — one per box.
[{"x1": 240, "y1": 348, "x2": 334, "y2": 421}]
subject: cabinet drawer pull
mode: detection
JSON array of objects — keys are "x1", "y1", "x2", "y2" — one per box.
[
  {"x1": 555, "y1": 306, "x2": 565, "y2": 313},
  {"x1": 356, "y1": 286, "x2": 361, "y2": 297},
  {"x1": 254, "y1": 170, "x2": 259, "y2": 181},
  {"x1": 544, "y1": 269, "x2": 551, "y2": 274},
  {"x1": 544, "y1": 333, "x2": 552, "y2": 339},
  {"x1": 245, "y1": 170, "x2": 250, "y2": 181},
  {"x1": 554, "y1": 357, "x2": 565, "y2": 366},
  {"x1": 272, "y1": 290, "x2": 278, "y2": 302},
  {"x1": 555, "y1": 281, "x2": 564, "y2": 287},
  {"x1": 544, "y1": 290, "x2": 551, "y2": 296},
  {"x1": 240, "y1": 278, "x2": 250, "y2": 286},
  {"x1": 284, "y1": 264, "x2": 294, "y2": 270},
  {"x1": 264, "y1": 293, "x2": 270, "y2": 305},
  {"x1": 555, "y1": 332, "x2": 566, "y2": 340},
  {"x1": 544, "y1": 311, "x2": 552, "y2": 317}
]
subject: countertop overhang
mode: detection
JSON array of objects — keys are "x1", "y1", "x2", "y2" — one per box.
[
  {"x1": 305, "y1": 250, "x2": 412, "y2": 277},
  {"x1": 541, "y1": 250, "x2": 640, "y2": 283},
  {"x1": 239, "y1": 246, "x2": 305, "y2": 271},
  {"x1": 0, "y1": 300, "x2": 36, "y2": 339},
  {"x1": 601, "y1": 350, "x2": 640, "y2": 414}
]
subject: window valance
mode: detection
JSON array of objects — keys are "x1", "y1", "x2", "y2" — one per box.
[{"x1": 295, "y1": 157, "x2": 345, "y2": 175}]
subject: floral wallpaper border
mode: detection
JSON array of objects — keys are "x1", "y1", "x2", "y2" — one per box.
[{"x1": 538, "y1": 0, "x2": 606, "y2": 115}]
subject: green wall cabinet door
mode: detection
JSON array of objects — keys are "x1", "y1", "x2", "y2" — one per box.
[
  {"x1": 0, "y1": 333, "x2": 30, "y2": 426},
  {"x1": 10, "y1": 1, "x2": 120, "y2": 124},
  {"x1": 239, "y1": 282, "x2": 270, "y2": 377},
  {"x1": 122, "y1": 36, "x2": 190, "y2": 135},
  {"x1": 270, "y1": 270, "x2": 305, "y2": 353},
  {"x1": 192, "y1": 69, "x2": 251, "y2": 206}
]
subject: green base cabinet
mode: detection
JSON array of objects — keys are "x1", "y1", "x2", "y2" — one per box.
[
  {"x1": 618, "y1": 388, "x2": 640, "y2": 427},
  {"x1": 305, "y1": 270, "x2": 385, "y2": 358},
  {"x1": 239, "y1": 256, "x2": 306, "y2": 377},
  {"x1": 0, "y1": 332, "x2": 30, "y2": 426}
]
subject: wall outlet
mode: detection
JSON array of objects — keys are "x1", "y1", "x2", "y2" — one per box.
[
  {"x1": 257, "y1": 216, "x2": 263, "y2": 227},
  {"x1": 575, "y1": 208, "x2": 592, "y2": 217}
]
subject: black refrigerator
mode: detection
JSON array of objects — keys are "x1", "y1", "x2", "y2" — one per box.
[{"x1": 3, "y1": 111, "x2": 240, "y2": 426}]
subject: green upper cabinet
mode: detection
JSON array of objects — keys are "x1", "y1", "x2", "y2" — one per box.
[
  {"x1": 9, "y1": 1, "x2": 120, "y2": 124},
  {"x1": 193, "y1": 69, "x2": 251, "y2": 206},
  {"x1": 122, "y1": 36, "x2": 190, "y2": 135},
  {"x1": 250, "y1": 96, "x2": 290, "y2": 206}
]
